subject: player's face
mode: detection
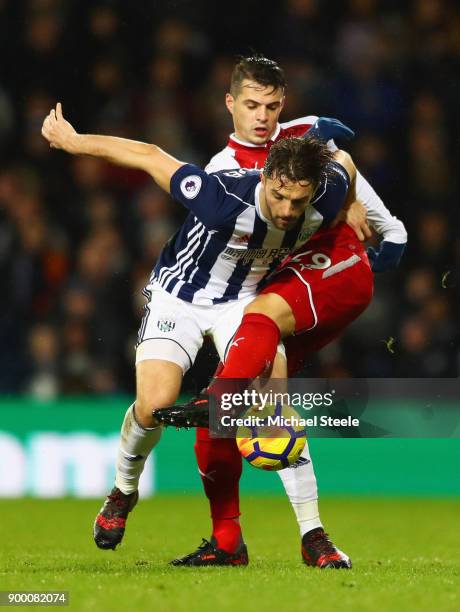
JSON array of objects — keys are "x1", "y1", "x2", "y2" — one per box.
[
  {"x1": 226, "y1": 79, "x2": 285, "y2": 145},
  {"x1": 260, "y1": 174, "x2": 316, "y2": 231}
]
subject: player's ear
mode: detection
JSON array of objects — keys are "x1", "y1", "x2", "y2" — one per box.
[{"x1": 225, "y1": 93, "x2": 234, "y2": 115}]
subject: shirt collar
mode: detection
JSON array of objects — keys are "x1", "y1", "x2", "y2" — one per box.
[{"x1": 254, "y1": 182, "x2": 265, "y2": 218}]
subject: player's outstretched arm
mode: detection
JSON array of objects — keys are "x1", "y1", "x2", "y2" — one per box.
[
  {"x1": 41, "y1": 103, "x2": 184, "y2": 193},
  {"x1": 335, "y1": 149, "x2": 407, "y2": 269}
]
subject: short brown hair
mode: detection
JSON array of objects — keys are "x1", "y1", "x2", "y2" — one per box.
[
  {"x1": 263, "y1": 137, "x2": 335, "y2": 187},
  {"x1": 230, "y1": 54, "x2": 286, "y2": 97}
]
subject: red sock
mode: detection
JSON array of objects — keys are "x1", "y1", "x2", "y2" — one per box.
[
  {"x1": 194, "y1": 314, "x2": 279, "y2": 552},
  {"x1": 213, "y1": 313, "x2": 280, "y2": 381},
  {"x1": 212, "y1": 517, "x2": 242, "y2": 552},
  {"x1": 195, "y1": 427, "x2": 243, "y2": 553}
]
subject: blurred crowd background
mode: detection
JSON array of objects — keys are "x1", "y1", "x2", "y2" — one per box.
[{"x1": 0, "y1": 0, "x2": 459, "y2": 397}]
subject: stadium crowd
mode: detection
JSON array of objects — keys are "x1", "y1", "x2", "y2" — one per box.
[{"x1": 1, "y1": 0, "x2": 459, "y2": 396}]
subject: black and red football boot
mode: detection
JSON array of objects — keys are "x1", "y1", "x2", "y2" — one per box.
[
  {"x1": 154, "y1": 394, "x2": 210, "y2": 428},
  {"x1": 301, "y1": 528, "x2": 352, "y2": 569},
  {"x1": 93, "y1": 487, "x2": 139, "y2": 550},
  {"x1": 170, "y1": 537, "x2": 249, "y2": 567}
]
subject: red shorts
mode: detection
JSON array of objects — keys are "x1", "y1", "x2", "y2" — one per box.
[{"x1": 260, "y1": 223, "x2": 374, "y2": 375}]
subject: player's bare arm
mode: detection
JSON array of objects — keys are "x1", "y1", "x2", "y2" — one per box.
[{"x1": 41, "y1": 103, "x2": 184, "y2": 193}]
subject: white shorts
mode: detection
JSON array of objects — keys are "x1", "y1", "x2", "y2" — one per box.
[{"x1": 136, "y1": 283, "x2": 283, "y2": 373}]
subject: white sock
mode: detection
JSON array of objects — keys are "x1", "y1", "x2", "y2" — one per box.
[
  {"x1": 115, "y1": 403, "x2": 162, "y2": 494},
  {"x1": 277, "y1": 442, "x2": 323, "y2": 536}
]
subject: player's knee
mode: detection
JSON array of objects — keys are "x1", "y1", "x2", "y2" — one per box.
[
  {"x1": 135, "y1": 359, "x2": 183, "y2": 426},
  {"x1": 135, "y1": 385, "x2": 180, "y2": 428},
  {"x1": 136, "y1": 388, "x2": 179, "y2": 420},
  {"x1": 133, "y1": 397, "x2": 154, "y2": 427},
  {"x1": 243, "y1": 294, "x2": 272, "y2": 316},
  {"x1": 244, "y1": 293, "x2": 295, "y2": 336}
]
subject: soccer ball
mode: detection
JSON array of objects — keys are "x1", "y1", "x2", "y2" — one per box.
[{"x1": 236, "y1": 403, "x2": 306, "y2": 471}]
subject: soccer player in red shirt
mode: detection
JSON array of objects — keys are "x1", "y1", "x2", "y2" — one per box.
[
  {"x1": 77, "y1": 54, "x2": 406, "y2": 569},
  {"x1": 159, "y1": 56, "x2": 406, "y2": 568}
]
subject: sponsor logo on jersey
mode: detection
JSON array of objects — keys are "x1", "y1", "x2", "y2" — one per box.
[
  {"x1": 221, "y1": 245, "x2": 291, "y2": 265},
  {"x1": 157, "y1": 318, "x2": 176, "y2": 332},
  {"x1": 180, "y1": 175, "x2": 202, "y2": 199}
]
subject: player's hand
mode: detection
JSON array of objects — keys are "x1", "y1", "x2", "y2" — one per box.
[
  {"x1": 332, "y1": 200, "x2": 372, "y2": 241},
  {"x1": 304, "y1": 117, "x2": 355, "y2": 142},
  {"x1": 41, "y1": 103, "x2": 80, "y2": 153},
  {"x1": 367, "y1": 241, "x2": 406, "y2": 273}
]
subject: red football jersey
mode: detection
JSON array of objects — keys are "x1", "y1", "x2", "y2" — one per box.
[
  {"x1": 205, "y1": 116, "x2": 317, "y2": 172},
  {"x1": 260, "y1": 223, "x2": 374, "y2": 374}
]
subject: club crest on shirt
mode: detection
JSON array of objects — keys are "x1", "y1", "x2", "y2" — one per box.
[
  {"x1": 157, "y1": 318, "x2": 176, "y2": 332},
  {"x1": 180, "y1": 175, "x2": 202, "y2": 199},
  {"x1": 235, "y1": 234, "x2": 251, "y2": 244}
]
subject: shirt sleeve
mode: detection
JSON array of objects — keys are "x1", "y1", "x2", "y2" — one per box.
[
  {"x1": 313, "y1": 161, "x2": 351, "y2": 225},
  {"x1": 205, "y1": 149, "x2": 240, "y2": 174},
  {"x1": 356, "y1": 171, "x2": 407, "y2": 243},
  {"x1": 170, "y1": 163, "x2": 247, "y2": 228}
]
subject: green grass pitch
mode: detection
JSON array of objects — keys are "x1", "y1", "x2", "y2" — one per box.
[{"x1": 0, "y1": 496, "x2": 459, "y2": 611}]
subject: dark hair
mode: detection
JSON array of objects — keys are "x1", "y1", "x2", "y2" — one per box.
[
  {"x1": 263, "y1": 137, "x2": 335, "y2": 187},
  {"x1": 230, "y1": 54, "x2": 286, "y2": 96}
]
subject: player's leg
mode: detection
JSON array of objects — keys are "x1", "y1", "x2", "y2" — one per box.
[
  {"x1": 190, "y1": 286, "x2": 348, "y2": 568},
  {"x1": 192, "y1": 426, "x2": 244, "y2": 553},
  {"x1": 170, "y1": 297, "x2": 259, "y2": 566},
  {"x1": 170, "y1": 427, "x2": 250, "y2": 566},
  {"x1": 94, "y1": 285, "x2": 203, "y2": 550},
  {"x1": 259, "y1": 225, "x2": 373, "y2": 568},
  {"x1": 192, "y1": 297, "x2": 289, "y2": 561},
  {"x1": 94, "y1": 359, "x2": 182, "y2": 550},
  {"x1": 186, "y1": 301, "x2": 286, "y2": 552},
  {"x1": 153, "y1": 294, "x2": 292, "y2": 428},
  {"x1": 159, "y1": 224, "x2": 373, "y2": 568},
  {"x1": 196, "y1": 308, "x2": 331, "y2": 565},
  {"x1": 114, "y1": 359, "x2": 182, "y2": 494},
  {"x1": 232, "y1": 340, "x2": 324, "y2": 554},
  {"x1": 213, "y1": 294, "x2": 293, "y2": 378},
  {"x1": 172, "y1": 427, "x2": 249, "y2": 566},
  {"x1": 190, "y1": 343, "x2": 288, "y2": 560},
  {"x1": 171, "y1": 295, "x2": 284, "y2": 564}
]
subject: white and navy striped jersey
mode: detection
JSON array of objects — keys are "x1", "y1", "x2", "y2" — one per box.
[{"x1": 151, "y1": 162, "x2": 350, "y2": 305}]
